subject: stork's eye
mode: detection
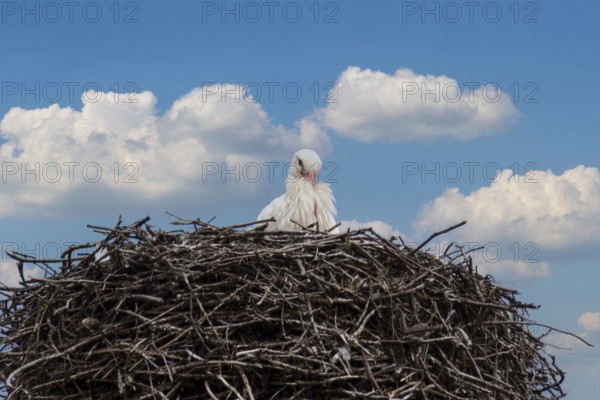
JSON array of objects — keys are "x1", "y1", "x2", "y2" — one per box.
[{"x1": 298, "y1": 159, "x2": 304, "y2": 168}]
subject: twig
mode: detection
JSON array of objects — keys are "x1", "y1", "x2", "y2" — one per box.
[{"x1": 409, "y1": 220, "x2": 467, "y2": 255}]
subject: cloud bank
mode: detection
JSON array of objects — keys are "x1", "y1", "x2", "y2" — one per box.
[
  {"x1": 413, "y1": 166, "x2": 600, "y2": 280},
  {"x1": 0, "y1": 66, "x2": 526, "y2": 220},
  {"x1": 0, "y1": 86, "x2": 330, "y2": 218},
  {"x1": 415, "y1": 166, "x2": 600, "y2": 252},
  {"x1": 315, "y1": 66, "x2": 520, "y2": 142}
]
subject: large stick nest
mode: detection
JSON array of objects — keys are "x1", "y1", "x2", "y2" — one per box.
[{"x1": 0, "y1": 217, "x2": 576, "y2": 399}]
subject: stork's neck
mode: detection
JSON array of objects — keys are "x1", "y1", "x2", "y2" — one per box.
[
  {"x1": 288, "y1": 173, "x2": 316, "y2": 189},
  {"x1": 286, "y1": 176, "x2": 319, "y2": 218}
]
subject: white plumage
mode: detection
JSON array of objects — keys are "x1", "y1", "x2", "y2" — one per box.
[{"x1": 257, "y1": 149, "x2": 340, "y2": 233}]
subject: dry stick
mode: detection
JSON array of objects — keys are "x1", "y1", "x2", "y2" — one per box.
[
  {"x1": 6, "y1": 332, "x2": 107, "y2": 389},
  {"x1": 361, "y1": 348, "x2": 384, "y2": 396},
  {"x1": 236, "y1": 366, "x2": 256, "y2": 400},
  {"x1": 326, "y1": 222, "x2": 342, "y2": 233},
  {"x1": 481, "y1": 320, "x2": 594, "y2": 347},
  {"x1": 204, "y1": 381, "x2": 220, "y2": 400},
  {"x1": 6, "y1": 251, "x2": 88, "y2": 264},
  {"x1": 215, "y1": 374, "x2": 245, "y2": 400},
  {"x1": 409, "y1": 220, "x2": 467, "y2": 255}
]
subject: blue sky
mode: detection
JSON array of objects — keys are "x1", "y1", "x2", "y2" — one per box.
[{"x1": 1, "y1": 0, "x2": 599, "y2": 397}]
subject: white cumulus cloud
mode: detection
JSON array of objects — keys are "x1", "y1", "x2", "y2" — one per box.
[
  {"x1": 578, "y1": 312, "x2": 600, "y2": 332},
  {"x1": 0, "y1": 86, "x2": 331, "y2": 219},
  {"x1": 315, "y1": 66, "x2": 520, "y2": 142},
  {"x1": 413, "y1": 165, "x2": 600, "y2": 281},
  {"x1": 415, "y1": 166, "x2": 600, "y2": 253}
]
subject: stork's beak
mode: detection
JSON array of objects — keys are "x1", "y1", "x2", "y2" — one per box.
[
  {"x1": 308, "y1": 171, "x2": 316, "y2": 189},
  {"x1": 300, "y1": 166, "x2": 317, "y2": 189}
]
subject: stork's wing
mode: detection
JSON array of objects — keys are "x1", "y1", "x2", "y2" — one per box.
[{"x1": 257, "y1": 194, "x2": 288, "y2": 230}]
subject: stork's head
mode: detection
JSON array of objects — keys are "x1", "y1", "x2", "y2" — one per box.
[{"x1": 289, "y1": 149, "x2": 322, "y2": 187}]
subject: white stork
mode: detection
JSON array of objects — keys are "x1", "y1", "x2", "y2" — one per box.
[{"x1": 257, "y1": 149, "x2": 339, "y2": 233}]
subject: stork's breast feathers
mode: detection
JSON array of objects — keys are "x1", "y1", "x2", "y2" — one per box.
[
  {"x1": 287, "y1": 181, "x2": 337, "y2": 231},
  {"x1": 257, "y1": 181, "x2": 338, "y2": 232},
  {"x1": 314, "y1": 182, "x2": 338, "y2": 232}
]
